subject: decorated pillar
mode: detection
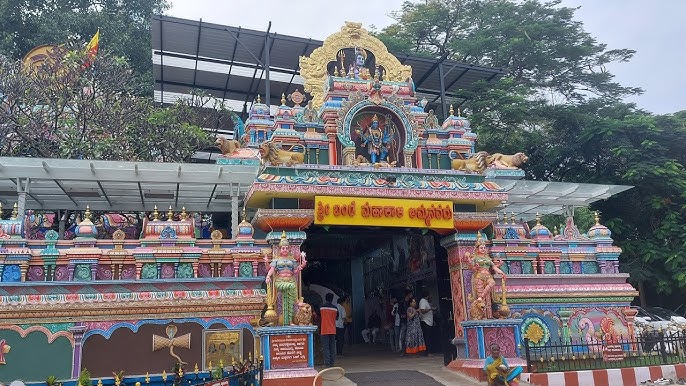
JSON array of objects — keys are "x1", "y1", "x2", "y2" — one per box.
[
  {"x1": 70, "y1": 324, "x2": 88, "y2": 378},
  {"x1": 440, "y1": 232, "x2": 477, "y2": 340},
  {"x1": 256, "y1": 326, "x2": 319, "y2": 386}
]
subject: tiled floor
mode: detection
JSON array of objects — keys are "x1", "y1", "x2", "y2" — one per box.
[{"x1": 314, "y1": 343, "x2": 486, "y2": 386}]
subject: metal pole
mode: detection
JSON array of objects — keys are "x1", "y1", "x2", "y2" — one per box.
[
  {"x1": 264, "y1": 21, "x2": 272, "y2": 110},
  {"x1": 438, "y1": 62, "x2": 448, "y2": 118}
]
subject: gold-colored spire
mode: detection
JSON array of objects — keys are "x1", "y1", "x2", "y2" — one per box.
[
  {"x1": 449, "y1": 104, "x2": 454, "y2": 116},
  {"x1": 535, "y1": 212, "x2": 541, "y2": 225},
  {"x1": 0, "y1": 202, "x2": 3, "y2": 219},
  {"x1": 11, "y1": 202, "x2": 18, "y2": 220},
  {"x1": 242, "y1": 207, "x2": 247, "y2": 222},
  {"x1": 594, "y1": 210, "x2": 600, "y2": 225},
  {"x1": 194, "y1": 363, "x2": 199, "y2": 375},
  {"x1": 553, "y1": 225, "x2": 559, "y2": 236},
  {"x1": 81, "y1": 205, "x2": 93, "y2": 224},
  {"x1": 256, "y1": 95, "x2": 261, "y2": 104},
  {"x1": 167, "y1": 205, "x2": 174, "y2": 221},
  {"x1": 279, "y1": 230, "x2": 289, "y2": 247},
  {"x1": 457, "y1": 107, "x2": 462, "y2": 117},
  {"x1": 153, "y1": 205, "x2": 159, "y2": 221},
  {"x1": 180, "y1": 207, "x2": 187, "y2": 220},
  {"x1": 281, "y1": 93, "x2": 286, "y2": 105}
]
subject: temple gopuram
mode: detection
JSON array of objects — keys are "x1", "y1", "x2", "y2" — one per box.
[{"x1": 0, "y1": 20, "x2": 637, "y2": 386}]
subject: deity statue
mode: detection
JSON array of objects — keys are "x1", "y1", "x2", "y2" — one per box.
[
  {"x1": 265, "y1": 231, "x2": 307, "y2": 326},
  {"x1": 356, "y1": 114, "x2": 391, "y2": 164},
  {"x1": 466, "y1": 233, "x2": 507, "y2": 320},
  {"x1": 348, "y1": 47, "x2": 370, "y2": 80}
]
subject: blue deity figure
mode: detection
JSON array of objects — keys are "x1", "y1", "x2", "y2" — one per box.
[{"x1": 356, "y1": 114, "x2": 391, "y2": 163}]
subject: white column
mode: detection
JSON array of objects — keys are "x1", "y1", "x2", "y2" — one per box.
[
  {"x1": 231, "y1": 194, "x2": 239, "y2": 239},
  {"x1": 16, "y1": 178, "x2": 30, "y2": 222}
]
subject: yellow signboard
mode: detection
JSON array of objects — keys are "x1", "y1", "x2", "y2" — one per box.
[{"x1": 314, "y1": 196, "x2": 454, "y2": 229}]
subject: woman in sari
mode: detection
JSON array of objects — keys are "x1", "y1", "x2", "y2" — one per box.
[
  {"x1": 484, "y1": 344, "x2": 522, "y2": 386},
  {"x1": 404, "y1": 298, "x2": 426, "y2": 355}
]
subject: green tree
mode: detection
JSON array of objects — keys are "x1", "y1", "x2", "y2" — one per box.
[
  {"x1": 379, "y1": 0, "x2": 686, "y2": 305},
  {"x1": 0, "y1": 44, "x2": 218, "y2": 162},
  {"x1": 0, "y1": 0, "x2": 169, "y2": 91}
]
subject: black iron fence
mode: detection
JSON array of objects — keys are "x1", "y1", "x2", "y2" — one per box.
[
  {"x1": 198, "y1": 360, "x2": 263, "y2": 386},
  {"x1": 523, "y1": 330, "x2": 686, "y2": 373}
]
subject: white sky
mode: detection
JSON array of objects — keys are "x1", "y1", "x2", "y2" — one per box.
[{"x1": 168, "y1": 0, "x2": 686, "y2": 115}]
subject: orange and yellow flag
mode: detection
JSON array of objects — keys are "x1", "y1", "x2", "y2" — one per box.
[{"x1": 84, "y1": 29, "x2": 100, "y2": 68}]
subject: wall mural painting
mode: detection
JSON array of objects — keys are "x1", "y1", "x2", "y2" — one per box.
[
  {"x1": 0, "y1": 330, "x2": 72, "y2": 383},
  {"x1": 203, "y1": 329, "x2": 242, "y2": 370},
  {"x1": 391, "y1": 234, "x2": 436, "y2": 286},
  {"x1": 514, "y1": 309, "x2": 563, "y2": 347},
  {"x1": 568, "y1": 308, "x2": 628, "y2": 343}
]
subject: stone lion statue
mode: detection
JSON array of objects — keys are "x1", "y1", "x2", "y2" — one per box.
[
  {"x1": 215, "y1": 136, "x2": 241, "y2": 156},
  {"x1": 468, "y1": 296, "x2": 487, "y2": 320},
  {"x1": 259, "y1": 142, "x2": 306, "y2": 166},
  {"x1": 451, "y1": 151, "x2": 490, "y2": 173},
  {"x1": 292, "y1": 298, "x2": 313, "y2": 326},
  {"x1": 489, "y1": 152, "x2": 529, "y2": 169}
]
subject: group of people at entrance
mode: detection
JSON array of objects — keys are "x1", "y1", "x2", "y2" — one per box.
[{"x1": 389, "y1": 290, "x2": 437, "y2": 356}]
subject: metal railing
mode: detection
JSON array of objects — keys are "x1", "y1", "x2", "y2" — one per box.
[
  {"x1": 523, "y1": 330, "x2": 686, "y2": 373},
  {"x1": 198, "y1": 361, "x2": 263, "y2": 386}
]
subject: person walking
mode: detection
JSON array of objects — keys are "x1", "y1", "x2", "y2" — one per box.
[
  {"x1": 335, "y1": 296, "x2": 347, "y2": 356},
  {"x1": 419, "y1": 291, "x2": 436, "y2": 355},
  {"x1": 320, "y1": 293, "x2": 338, "y2": 367}
]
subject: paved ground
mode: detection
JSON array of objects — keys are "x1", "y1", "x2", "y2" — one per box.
[
  {"x1": 346, "y1": 370, "x2": 444, "y2": 385},
  {"x1": 314, "y1": 343, "x2": 488, "y2": 386}
]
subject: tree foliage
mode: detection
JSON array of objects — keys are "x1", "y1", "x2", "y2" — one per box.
[
  {"x1": 379, "y1": 0, "x2": 686, "y2": 304},
  {"x1": 0, "y1": 0, "x2": 169, "y2": 91},
  {"x1": 0, "y1": 44, "x2": 220, "y2": 162}
]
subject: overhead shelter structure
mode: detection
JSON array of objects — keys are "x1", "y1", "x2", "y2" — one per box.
[
  {"x1": 151, "y1": 15, "x2": 507, "y2": 125},
  {"x1": 0, "y1": 157, "x2": 629, "y2": 221},
  {"x1": 0, "y1": 157, "x2": 259, "y2": 236}
]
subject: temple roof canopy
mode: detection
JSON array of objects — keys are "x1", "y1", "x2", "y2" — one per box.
[
  {"x1": 0, "y1": 157, "x2": 631, "y2": 218},
  {"x1": 0, "y1": 157, "x2": 259, "y2": 212},
  {"x1": 495, "y1": 179, "x2": 632, "y2": 220},
  {"x1": 152, "y1": 15, "x2": 507, "y2": 121}
]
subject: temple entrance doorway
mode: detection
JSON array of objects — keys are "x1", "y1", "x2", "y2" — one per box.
[{"x1": 301, "y1": 226, "x2": 454, "y2": 363}]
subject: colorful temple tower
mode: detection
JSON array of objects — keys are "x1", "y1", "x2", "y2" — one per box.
[{"x1": 0, "y1": 21, "x2": 637, "y2": 386}]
